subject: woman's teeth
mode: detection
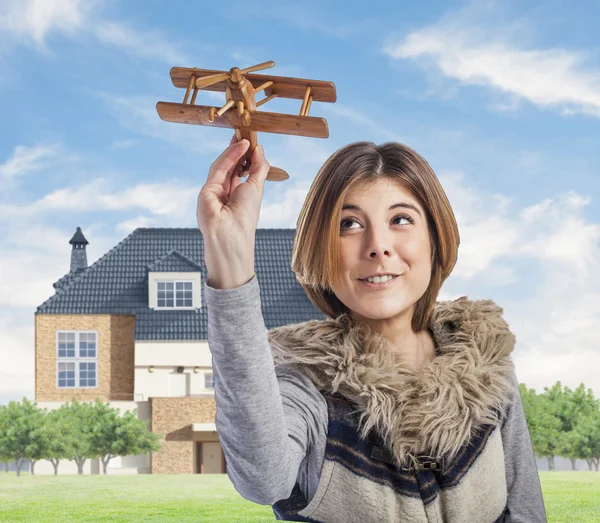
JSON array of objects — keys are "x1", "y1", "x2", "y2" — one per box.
[{"x1": 365, "y1": 275, "x2": 395, "y2": 283}]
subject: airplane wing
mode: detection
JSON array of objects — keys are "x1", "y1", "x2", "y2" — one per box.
[
  {"x1": 169, "y1": 67, "x2": 336, "y2": 103},
  {"x1": 156, "y1": 102, "x2": 329, "y2": 138}
]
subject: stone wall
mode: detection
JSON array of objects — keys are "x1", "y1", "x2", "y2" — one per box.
[
  {"x1": 35, "y1": 314, "x2": 135, "y2": 401},
  {"x1": 150, "y1": 396, "x2": 218, "y2": 474}
]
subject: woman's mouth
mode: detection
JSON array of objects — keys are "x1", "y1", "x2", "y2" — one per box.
[{"x1": 358, "y1": 275, "x2": 399, "y2": 289}]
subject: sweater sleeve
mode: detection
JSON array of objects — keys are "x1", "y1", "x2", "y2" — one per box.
[
  {"x1": 501, "y1": 367, "x2": 549, "y2": 523},
  {"x1": 204, "y1": 273, "x2": 327, "y2": 505}
]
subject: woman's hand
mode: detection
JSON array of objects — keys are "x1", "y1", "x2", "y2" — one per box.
[{"x1": 197, "y1": 135, "x2": 270, "y2": 288}]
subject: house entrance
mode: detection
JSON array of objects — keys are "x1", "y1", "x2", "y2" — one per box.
[{"x1": 195, "y1": 441, "x2": 227, "y2": 474}]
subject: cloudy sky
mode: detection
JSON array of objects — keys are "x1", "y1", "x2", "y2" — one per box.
[{"x1": 1, "y1": 0, "x2": 599, "y2": 405}]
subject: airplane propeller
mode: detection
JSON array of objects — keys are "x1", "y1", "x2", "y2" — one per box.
[{"x1": 194, "y1": 61, "x2": 275, "y2": 90}]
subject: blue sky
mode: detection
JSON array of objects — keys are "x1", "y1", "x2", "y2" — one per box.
[{"x1": 1, "y1": 0, "x2": 599, "y2": 405}]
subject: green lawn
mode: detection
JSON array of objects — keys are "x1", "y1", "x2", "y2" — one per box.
[{"x1": 0, "y1": 471, "x2": 598, "y2": 522}]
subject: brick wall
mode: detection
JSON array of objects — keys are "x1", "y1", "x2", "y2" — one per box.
[
  {"x1": 35, "y1": 314, "x2": 135, "y2": 402},
  {"x1": 150, "y1": 397, "x2": 218, "y2": 474}
]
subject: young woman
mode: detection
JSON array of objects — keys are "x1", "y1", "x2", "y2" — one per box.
[{"x1": 199, "y1": 136, "x2": 548, "y2": 522}]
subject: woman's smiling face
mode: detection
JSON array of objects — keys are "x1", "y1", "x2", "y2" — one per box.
[{"x1": 331, "y1": 178, "x2": 432, "y2": 325}]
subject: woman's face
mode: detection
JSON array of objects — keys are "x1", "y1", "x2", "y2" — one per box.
[{"x1": 330, "y1": 178, "x2": 432, "y2": 325}]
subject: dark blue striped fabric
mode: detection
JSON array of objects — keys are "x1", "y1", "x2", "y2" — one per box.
[{"x1": 272, "y1": 392, "x2": 508, "y2": 522}]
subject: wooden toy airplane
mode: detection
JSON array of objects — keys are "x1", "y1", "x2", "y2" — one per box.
[{"x1": 156, "y1": 61, "x2": 337, "y2": 181}]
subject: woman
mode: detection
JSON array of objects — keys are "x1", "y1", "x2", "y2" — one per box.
[{"x1": 199, "y1": 136, "x2": 548, "y2": 522}]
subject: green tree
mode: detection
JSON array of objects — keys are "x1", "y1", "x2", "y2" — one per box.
[
  {"x1": 57, "y1": 399, "x2": 99, "y2": 474},
  {"x1": 88, "y1": 401, "x2": 162, "y2": 474},
  {"x1": 24, "y1": 406, "x2": 51, "y2": 475},
  {"x1": 86, "y1": 399, "x2": 119, "y2": 474},
  {"x1": 554, "y1": 383, "x2": 599, "y2": 470},
  {"x1": 520, "y1": 383, "x2": 561, "y2": 470},
  {"x1": 111, "y1": 411, "x2": 161, "y2": 473},
  {"x1": 0, "y1": 398, "x2": 45, "y2": 476},
  {"x1": 572, "y1": 407, "x2": 600, "y2": 472},
  {"x1": 0, "y1": 404, "x2": 13, "y2": 472},
  {"x1": 543, "y1": 381, "x2": 577, "y2": 470},
  {"x1": 42, "y1": 408, "x2": 74, "y2": 475}
]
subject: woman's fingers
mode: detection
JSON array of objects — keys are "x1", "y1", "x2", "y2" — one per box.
[
  {"x1": 228, "y1": 167, "x2": 244, "y2": 195},
  {"x1": 208, "y1": 138, "x2": 250, "y2": 186},
  {"x1": 246, "y1": 144, "x2": 270, "y2": 186}
]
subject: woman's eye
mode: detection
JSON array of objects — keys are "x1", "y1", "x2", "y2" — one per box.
[
  {"x1": 340, "y1": 218, "x2": 357, "y2": 229},
  {"x1": 340, "y1": 214, "x2": 414, "y2": 230}
]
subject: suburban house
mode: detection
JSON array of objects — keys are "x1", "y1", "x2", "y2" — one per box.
[{"x1": 34, "y1": 226, "x2": 325, "y2": 475}]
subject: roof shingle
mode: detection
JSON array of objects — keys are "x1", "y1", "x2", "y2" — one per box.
[{"x1": 37, "y1": 228, "x2": 326, "y2": 340}]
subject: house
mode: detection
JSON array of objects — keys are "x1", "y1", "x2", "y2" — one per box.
[{"x1": 34, "y1": 226, "x2": 325, "y2": 475}]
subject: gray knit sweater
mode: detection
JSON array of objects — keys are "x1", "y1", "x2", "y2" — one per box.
[{"x1": 204, "y1": 275, "x2": 548, "y2": 522}]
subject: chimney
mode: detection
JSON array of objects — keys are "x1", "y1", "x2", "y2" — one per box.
[{"x1": 69, "y1": 226, "x2": 89, "y2": 273}]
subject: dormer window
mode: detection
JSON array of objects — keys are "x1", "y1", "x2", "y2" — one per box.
[
  {"x1": 157, "y1": 280, "x2": 194, "y2": 309},
  {"x1": 147, "y1": 251, "x2": 202, "y2": 310}
]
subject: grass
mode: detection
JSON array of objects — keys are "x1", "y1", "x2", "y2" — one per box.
[{"x1": 0, "y1": 471, "x2": 598, "y2": 522}]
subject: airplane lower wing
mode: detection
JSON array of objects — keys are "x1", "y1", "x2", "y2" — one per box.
[{"x1": 156, "y1": 102, "x2": 329, "y2": 138}]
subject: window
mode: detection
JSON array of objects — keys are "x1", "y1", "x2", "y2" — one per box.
[
  {"x1": 157, "y1": 281, "x2": 194, "y2": 309},
  {"x1": 204, "y1": 373, "x2": 214, "y2": 390},
  {"x1": 56, "y1": 331, "x2": 98, "y2": 388}
]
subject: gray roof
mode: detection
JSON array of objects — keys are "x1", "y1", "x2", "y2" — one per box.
[{"x1": 37, "y1": 228, "x2": 326, "y2": 340}]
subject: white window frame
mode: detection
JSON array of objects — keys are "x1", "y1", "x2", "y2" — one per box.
[
  {"x1": 204, "y1": 372, "x2": 214, "y2": 391},
  {"x1": 156, "y1": 280, "x2": 195, "y2": 310},
  {"x1": 56, "y1": 330, "x2": 98, "y2": 389}
]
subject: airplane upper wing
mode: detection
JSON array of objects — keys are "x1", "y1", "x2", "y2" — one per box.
[{"x1": 169, "y1": 67, "x2": 336, "y2": 103}]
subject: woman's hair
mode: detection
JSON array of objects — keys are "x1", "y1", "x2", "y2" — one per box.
[{"x1": 291, "y1": 141, "x2": 460, "y2": 334}]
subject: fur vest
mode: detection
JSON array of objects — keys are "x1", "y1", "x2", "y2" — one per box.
[{"x1": 267, "y1": 296, "x2": 518, "y2": 470}]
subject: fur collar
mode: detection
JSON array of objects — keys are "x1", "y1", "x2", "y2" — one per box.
[{"x1": 267, "y1": 296, "x2": 517, "y2": 469}]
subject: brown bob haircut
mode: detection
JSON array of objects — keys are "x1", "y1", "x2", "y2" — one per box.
[{"x1": 291, "y1": 141, "x2": 460, "y2": 334}]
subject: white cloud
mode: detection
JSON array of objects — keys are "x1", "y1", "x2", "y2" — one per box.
[
  {"x1": 382, "y1": 6, "x2": 600, "y2": 118},
  {"x1": 109, "y1": 139, "x2": 139, "y2": 151},
  {"x1": 0, "y1": 0, "x2": 189, "y2": 64},
  {"x1": 0, "y1": 0, "x2": 89, "y2": 47},
  {"x1": 0, "y1": 311, "x2": 35, "y2": 403},
  {"x1": 228, "y1": 4, "x2": 358, "y2": 39},
  {"x1": 518, "y1": 191, "x2": 599, "y2": 276},
  {"x1": 96, "y1": 92, "x2": 226, "y2": 154},
  {"x1": 94, "y1": 22, "x2": 189, "y2": 64},
  {"x1": 433, "y1": 170, "x2": 519, "y2": 280},
  {"x1": 440, "y1": 172, "x2": 600, "y2": 284},
  {"x1": 0, "y1": 177, "x2": 200, "y2": 223},
  {"x1": 0, "y1": 143, "x2": 60, "y2": 179},
  {"x1": 0, "y1": 220, "x2": 124, "y2": 403},
  {"x1": 116, "y1": 216, "x2": 155, "y2": 236},
  {"x1": 322, "y1": 104, "x2": 399, "y2": 142},
  {"x1": 0, "y1": 221, "x2": 121, "y2": 308}
]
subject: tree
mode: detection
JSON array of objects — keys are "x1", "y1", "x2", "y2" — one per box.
[
  {"x1": 111, "y1": 411, "x2": 161, "y2": 473},
  {"x1": 522, "y1": 380, "x2": 600, "y2": 471},
  {"x1": 554, "y1": 383, "x2": 599, "y2": 470},
  {"x1": 57, "y1": 399, "x2": 99, "y2": 474},
  {"x1": 0, "y1": 398, "x2": 45, "y2": 476},
  {"x1": 571, "y1": 406, "x2": 600, "y2": 472},
  {"x1": 24, "y1": 406, "x2": 51, "y2": 475},
  {"x1": 88, "y1": 401, "x2": 161, "y2": 474},
  {"x1": 42, "y1": 408, "x2": 74, "y2": 475},
  {"x1": 579, "y1": 408, "x2": 600, "y2": 472},
  {"x1": 0, "y1": 404, "x2": 13, "y2": 472},
  {"x1": 87, "y1": 399, "x2": 120, "y2": 474},
  {"x1": 520, "y1": 383, "x2": 561, "y2": 470},
  {"x1": 543, "y1": 381, "x2": 577, "y2": 470}
]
